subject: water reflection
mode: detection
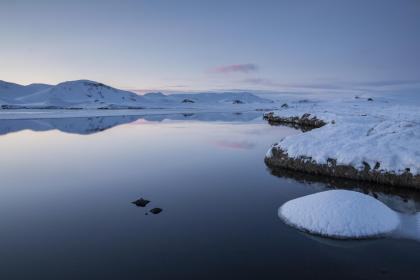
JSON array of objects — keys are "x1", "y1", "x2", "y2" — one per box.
[
  {"x1": 0, "y1": 111, "x2": 261, "y2": 135},
  {"x1": 0, "y1": 115, "x2": 419, "y2": 278}
]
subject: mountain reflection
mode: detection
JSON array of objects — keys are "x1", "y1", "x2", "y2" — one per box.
[{"x1": 0, "y1": 111, "x2": 261, "y2": 135}]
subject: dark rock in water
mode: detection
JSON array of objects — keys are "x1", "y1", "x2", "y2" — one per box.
[
  {"x1": 132, "y1": 198, "x2": 150, "y2": 207},
  {"x1": 150, "y1": 208, "x2": 162, "y2": 214},
  {"x1": 367, "y1": 98, "x2": 373, "y2": 101},
  {"x1": 263, "y1": 112, "x2": 326, "y2": 131},
  {"x1": 182, "y1": 99, "x2": 195, "y2": 103},
  {"x1": 232, "y1": 99, "x2": 244, "y2": 104},
  {"x1": 281, "y1": 103, "x2": 289, "y2": 108}
]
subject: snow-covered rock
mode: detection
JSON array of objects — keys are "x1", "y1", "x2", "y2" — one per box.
[{"x1": 279, "y1": 190, "x2": 400, "y2": 239}]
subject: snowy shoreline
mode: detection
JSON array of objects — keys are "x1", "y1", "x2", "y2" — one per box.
[{"x1": 264, "y1": 97, "x2": 420, "y2": 189}]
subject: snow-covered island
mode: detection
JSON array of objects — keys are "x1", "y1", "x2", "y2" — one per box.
[
  {"x1": 265, "y1": 93, "x2": 420, "y2": 189},
  {"x1": 279, "y1": 190, "x2": 420, "y2": 241},
  {"x1": 279, "y1": 190, "x2": 400, "y2": 239}
]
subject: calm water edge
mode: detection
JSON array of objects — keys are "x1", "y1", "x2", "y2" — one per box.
[{"x1": 0, "y1": 112, "x2": 419, "y2": 279}]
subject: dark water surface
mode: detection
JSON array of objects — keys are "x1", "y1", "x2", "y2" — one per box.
[{"x1": 0, "y1": 112, "x2": 419, "y2": 279}]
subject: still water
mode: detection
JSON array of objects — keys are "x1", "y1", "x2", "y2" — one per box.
[{"x1": 0, "y1": 112, "x2": 419, "y2": 279}]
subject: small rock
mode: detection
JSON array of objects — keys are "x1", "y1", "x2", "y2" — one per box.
[
  {"x1": 132, "y1": 198, "x2": 150, "y2": 207},
  {"x1": 367, "y1": 98, "x2": 373, "y2": 101},
  {"x1": 150, "y1": 208, "x2": 162, "y2": 214},
  {"x1": 281, "y1": 103, "x2": 289, "y2": 108}
]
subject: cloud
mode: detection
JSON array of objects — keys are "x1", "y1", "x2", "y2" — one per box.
[{"x1": 211, "y1": 64, "x2": 258, "y2": 74}]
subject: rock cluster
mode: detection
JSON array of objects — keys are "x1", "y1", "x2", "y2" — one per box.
[{"x1": 265, "y1": 147, "x2": 420, "y2": 189}]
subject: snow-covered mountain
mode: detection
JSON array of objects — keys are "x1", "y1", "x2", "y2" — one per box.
[
  {"x1": 0, "y1": 79, "x2": 272, "y2": 109},
  {"x1": 16, "y1": 80, "x2": 145, "y2": 109}
]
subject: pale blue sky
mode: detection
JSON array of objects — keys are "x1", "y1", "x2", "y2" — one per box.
[{"x1": 1, "y1": 0, "x2": 419, "y2": 92}]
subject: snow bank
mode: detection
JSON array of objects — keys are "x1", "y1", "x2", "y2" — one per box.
[
  {"x1": 279, "y1": 190, "x2": 400, "y2": 239},
  {"x1": 266, "y1": 97, "x2": 420, "y2": 178}
]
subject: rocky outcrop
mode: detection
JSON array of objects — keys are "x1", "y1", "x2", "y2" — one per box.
[
  {"x1": 265, "y1": 147, "x2": 420, "y2": 189},
  {"x1": 263, "y1": 112, "x2": 326, "y2": 129}
]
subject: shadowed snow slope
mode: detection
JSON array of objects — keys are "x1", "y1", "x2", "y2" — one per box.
[
  {"x1": 0, "y1": 80, "x2": 52, "y2": 101},
  {"x1": 279, "y1": 190, "x2": 400, "y2": 239}
]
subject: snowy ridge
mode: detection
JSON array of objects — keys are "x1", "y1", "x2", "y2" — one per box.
[{"x1": 267, "y1": 97, "x2": 420, "y2": 176}]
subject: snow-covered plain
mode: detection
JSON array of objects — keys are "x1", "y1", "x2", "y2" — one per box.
[
  {"x1": 266, "y1": 93, "x2": 420, "y2": 176},
  {"x1": 279, "y1": 190, "x2": 400, "y2": 239}
]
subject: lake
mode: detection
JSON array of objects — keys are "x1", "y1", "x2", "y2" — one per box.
[{"x1": 0, "y1": 112, "x2": 419, "y2": 279}]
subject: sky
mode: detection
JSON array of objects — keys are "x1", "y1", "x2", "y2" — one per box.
[{"x1": 1, "y1": 0, "x2": 419, "y2": 93}]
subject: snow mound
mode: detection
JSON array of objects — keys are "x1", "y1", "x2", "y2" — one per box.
[{"x1": 279, "y1": 190, "x2": 400, "y2": 239}]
